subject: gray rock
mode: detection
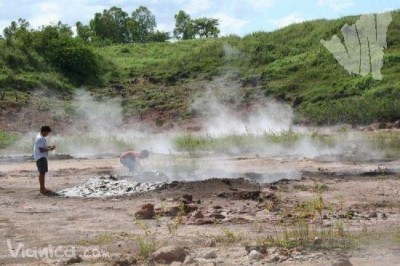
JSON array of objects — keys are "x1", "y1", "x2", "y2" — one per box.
[
  {"x1": 203, "y1": 251, "x2": 217, "y2": 259},
  {"x1": 331, "y1": 258, "x2": 353, "y2": 266},
  {"x1": 248, "y1": 250, "x2": 263, "y2": 261},
  {"x1": 245, "y1": 245, "x2": 267, "y2": 255},
  {"x1": 313, "y1": 237, "x2": 322, "y2": 246},
  {"x1": 152, "y1": 245, "x2": 186, "y2": 263}
]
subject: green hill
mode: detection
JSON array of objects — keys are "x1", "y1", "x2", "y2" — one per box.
[{"x1": 1, "y1": 10, "x2": 400, "y2": 129}]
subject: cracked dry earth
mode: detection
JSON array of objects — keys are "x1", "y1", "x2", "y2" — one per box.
[{"x1": 0, "y1": 156, "x2": 399, "y2": 265}]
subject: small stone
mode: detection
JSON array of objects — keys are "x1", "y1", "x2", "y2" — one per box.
[
  {"x1": 313, "y1": 237, "x2": 322, "y2": 246},
  {"x1": 205, "y1": 239, "x2": 216, "y2": 247},
  {"x1": 135, "y1": 203, "x2": 155, "y2": 220},
  {"x1": 112, "y1": 254, "x2": 137, "y2": 266},
  {"x1": 203, "y1": 251, "x2": 217, "y2": 259},
  {"x1": 331, "y1": 258, "x2": 353, "y2": 266},
  {"x1": 368, "y1": 211, "x2": 378, "y2": 218},
  {"x1": 165, "y1": 206, "x2": 181, "y2": 217},
  {"x1": 183, "y1": 255, "x2": 194, "y2": 265},
  {"x1": 185, "y1": 204, "x2": 198, "y2": 213},
  {"x1": 245, "y1": 245, "x2": 267, "y2": 255},
  {"x1": 152, "y1": 245, "x2": 186, "y2": 263},
  {"x1": 267, "y1": 254, "x2": 280, "y2": 263},
  {"x1": 278, "y1": 248, "x2": 289, "y2": 256},
  {"x1": 193, "y1": 210, "x2": 204, "y2": 219},
  {"x1": 269, "y1": 185, "x2": 278, "y2": 190},
  {"x1": 248, "y1": 250, "x2": 263, "y2": 261},
  {"x1": 382, "y1": 213, "x2": 388, "y2": 219},
  {"x1": 209, "y1": 213, "x2": 226, "y2": 220},
  {"x1": 181, "y1": 194, "x2": 193, "y2": 203}
]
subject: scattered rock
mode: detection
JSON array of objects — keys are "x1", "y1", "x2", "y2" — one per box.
[
  {"x1": 368, "y1": 211, "x2": 378, "y2": 218},
  {"x1": 205, "y1": 239, "x2": 216, "y2": 247},
  {"x1": 313, "y1": 237, "x2": 322, "y2": 246},
  {"x1": 202, "y1": 251, "x2": 217, "y2": 259},
  {"x1": 185, "y1": 204, "x2": 198, "y2": 213},
  {"x1": 217, "y1": 191, "x2": 261, "y2": 201},
  {"x1": 267, "y1": 254, "x2": 280, "y2": 263},
  {"x1": 181, "y1": 194, "x2": 193, "y2": 203},
  {"x1": 183, "y1": 255, "x2": 194, "y2": 265},
  {"x1": 382, "y1": 213, "x2": 388, "y2": 219},
  {"x1": 194, "y1": 219, "x2": 214, "y2": 225},
  {"x1": 192, "y1": 210, "x2": 204, "y2": 219},
  {"x1": 111, "y1": 254, "x2": 137, "y2": 266},
  {"x1": 245, "y1": 245, "x2": 267, "y2": 255},
  {"x1": 278, "y1": 248, "x2": 289, "y2": 257},
  {"x1": 164, "y1": 206, "x2": 181, "y2": 217},
  {"x1": 209, "y1": 213, "x2": 226, "y2": 220},
  {"x1": 248, "y1": 250, "x2": 263, "y2": 261},
  {"x1": 269, "y1": 185, "x2": 278, "y2": 191},
  {"x1": 331, "y1": 258, "x2": 353, "y2": 266},
  {"x1": 135, "y1": 203, "x2": 155, "y2": 220},
  {"x1": 152, "y1": 246, "x2": 186, "y2": 264}
]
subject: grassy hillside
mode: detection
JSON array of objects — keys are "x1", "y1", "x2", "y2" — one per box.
[
  {"x1": 1, "y1": 10, "x2": 400, "y2": 130},
  {"x1": 96, "y1": 10, "x2": 400, "y2": 125}
]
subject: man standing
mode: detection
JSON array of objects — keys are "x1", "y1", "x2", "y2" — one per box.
[{"x1": 33, "y1": 126, "x2": 56, "y2": 194}]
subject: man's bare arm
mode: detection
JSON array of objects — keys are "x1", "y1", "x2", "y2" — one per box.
[{"x1": 39, "y1": 146, "x2": 56, "y2": 152}]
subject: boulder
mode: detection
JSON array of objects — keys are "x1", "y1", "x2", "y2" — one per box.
[
  {"x1": 152, "y1": 246, "x2": 186, "y2": 263},
  {"x1": 135, "y1": 203, "x2": 155, "y2": 220},
  {"x1": 248, "y1": 250, "x2": 263, "y2": 261},
  {"x1": 245, "y1": 245, "x2": 267, "y2": 255}
]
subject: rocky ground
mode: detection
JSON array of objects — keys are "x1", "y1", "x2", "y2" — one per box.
[{"x1": 0, "y1": 156, "x2": 399, "y2": 265}]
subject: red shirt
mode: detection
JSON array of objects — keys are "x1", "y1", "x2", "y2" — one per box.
[{"x1": 120, "y1": 151, "x2": 139, "y2": 160}]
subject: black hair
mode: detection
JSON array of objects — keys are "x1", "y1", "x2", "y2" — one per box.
[
  {"x1": 41, "y1": 126, "x2": 52, "y2": 133},
  {"x1": 140, "y1": 150, "x2": 150, "y2": 158}
]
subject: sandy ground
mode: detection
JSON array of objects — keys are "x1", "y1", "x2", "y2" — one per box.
[{"x1": 0, "y1": 156, "x2": 399, "y2": 265}]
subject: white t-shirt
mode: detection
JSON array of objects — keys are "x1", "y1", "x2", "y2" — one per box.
[{"x1": 33, "y1": 134, "x2": 48, "y2": 161}]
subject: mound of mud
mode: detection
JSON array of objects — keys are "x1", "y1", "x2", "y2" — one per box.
[{"x1": 57, "y1": 171, "x2": 170, "y2": 198}]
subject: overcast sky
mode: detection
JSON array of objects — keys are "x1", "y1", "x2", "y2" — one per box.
[{"x1": 0, "y1": 0, "x2": 398, "y2": 36}]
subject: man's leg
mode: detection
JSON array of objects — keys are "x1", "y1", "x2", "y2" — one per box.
[
  {"x1": 37, "y1": 158, "x2": 49, "y2": 194},
  {"x1": 39, "y1": 173, "x2": 47, "y2": 193}
]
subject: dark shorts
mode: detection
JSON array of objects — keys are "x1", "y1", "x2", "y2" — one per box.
[{"x1": 36, "y1": 157, "x2": 48, "y2": 173}]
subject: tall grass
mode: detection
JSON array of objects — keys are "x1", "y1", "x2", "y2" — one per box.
[
  {"x1": 0, "y1": 131, "x2": 19, "y2": 149},
  {"x1": 173, "y1": 131, "x2": 303, "y2": 153}
]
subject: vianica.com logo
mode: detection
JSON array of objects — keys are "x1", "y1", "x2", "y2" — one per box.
[
  {"x1": 321, "y1": 12, "x2": 392, "y2": 80},
  {"x1": 6, "y1": 239, "x2": 109, "y2": 260}
]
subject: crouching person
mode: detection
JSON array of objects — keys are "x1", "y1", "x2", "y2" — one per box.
[{"x1": 120, "y1": 150, "x2": 149, "y2": 173}]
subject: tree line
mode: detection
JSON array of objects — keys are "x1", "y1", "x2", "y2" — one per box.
[{"x1": 76, "y1": 6, "x2": 220, "y2": 44}]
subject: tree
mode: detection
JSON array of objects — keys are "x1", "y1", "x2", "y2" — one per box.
[
  {"x1": 193, "y1": 17, "x2": 220, "y2": 38},
  {"x1": 32, "y1": 23, "x2": 73, "y2": 55},
  {"x1": 148, "y1": 30, "x2": 170, "y2": 43},
  {"x1": 3, "y1": 19, "x2": 32, "y2": 45},
  {"x1": 89, "y1": 6, "x2": 130, "y2": 43},
  {"x1": 131, "y1": 6, "x2": 156, "y2": 43},
  {"x1": 173, "y1": 10, "x2": 196, "y2": 40},
  {"x1": 76, "y1": 21, "x2": 93, "y2": 42},
  {"x1": 173, "y1": 11, "x2": 220, "y2": 40}
]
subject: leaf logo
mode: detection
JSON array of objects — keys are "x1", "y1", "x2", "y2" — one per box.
[{"x1": 321, "y1": 12, "x2": 392, "y2": 80}]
